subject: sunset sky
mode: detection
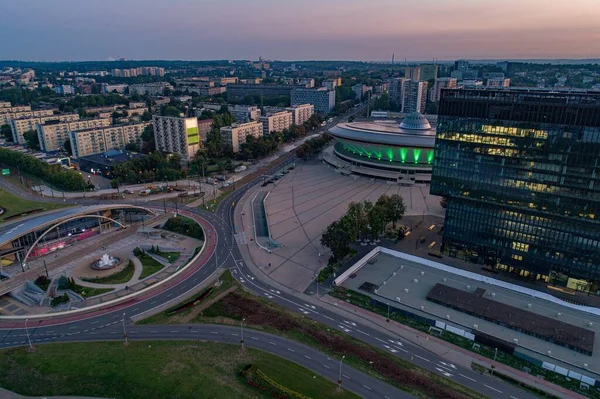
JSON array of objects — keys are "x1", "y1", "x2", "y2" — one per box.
[{"x1": 1, "y1": 0, "x2": 599, "y2": 61}]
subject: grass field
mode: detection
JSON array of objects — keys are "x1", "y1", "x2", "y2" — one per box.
[
  {"x1": 0, "y1": 341, "x2": 360, "y2": 399},
  {"x1": 82, "y1": 260, "x2": 135, "y2": 285},
  {"x1": 150, "y1": 249, "x2": 180, "y2": 263},
  {"x1": 138, "y1": 253, "x2": 166, "y2": 279},
  {"x1": 0, "y1": 188, "x2": 70, "y2": 222}
]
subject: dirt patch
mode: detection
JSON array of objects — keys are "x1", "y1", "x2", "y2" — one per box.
[{"x1": 205, "y1": 291, "x2": 473, "y2": 399}]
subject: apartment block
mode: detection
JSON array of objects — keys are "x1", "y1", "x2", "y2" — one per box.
[
  {"x1": 286, "y1": 103, "x2": 314, "y2": 125},
  {"x1": 130, "y1": 83, "x2": 173, "y2": 96},
  {"x1": 419, "y1": 64, "x2": 439, "y2": 81},
  {"x1": 388, "y1": 78, "x2": 408, "y2": 108},
  {"x1": 152, "y1": 115, "x2": 199, "y2": 161},
  {"x1": 290, "y1": 88, "x2": 335, "y2": 114},
  {"x1": 220, "y1": 121, "x2": 263, "y2": 152},
  {"x1": 259, "y1": 111, "x2": 293, "y2": 135},
  {"x1": 70, "y1": 122, "x2": 150, "y2": 158},
  {"x1": 0, "y1": 107, "x2": 55, "y2": 126},
  {"x1": 102, "y1": 84, "x2": 128, "y2": 94},
  {"x1": 38, "y1": 118, "x2": 111, "y2": 152},
  {"x1": 230, "y1": 105, "x2": 261, "y2": 122},
  {"x1": 487, "y1": 77, "x2": 511, "y2": 87},
  {"x1": 402, "y1": 80, "x2": 428, "y2": 113},
  {"x1": 10, "y1": 113, "x2": 79, "y2": 144},
  {"x1": 405, "y1": 66, "x2": 421, "y2": 81},
  {"x1": 430, "y1": 77, "x2": 458, "y2": 102},
  {"x1": 0, "y1": 101, "x2": 11, "y2": 108}
]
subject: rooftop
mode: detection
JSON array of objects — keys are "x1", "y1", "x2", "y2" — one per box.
[{"x1": 79, "y1": 149, "x2": 143, "y2": 166}]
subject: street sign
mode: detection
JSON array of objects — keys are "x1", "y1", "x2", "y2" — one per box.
[{"x1": 1, "y1": 169, "x2": 9, "y2": 176}]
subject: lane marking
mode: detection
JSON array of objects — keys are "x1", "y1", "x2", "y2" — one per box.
[
  {"x1": 231, "y1": 333, "x2": 238, "y2": 336},
  {"x1": 414, "y1": 354, "x2": 430, "y2": 362},
  {"x1": 269, "y1": 341, "x2": 277, "y2": 345},
  {"x1": 304, "y1": 355, "x2": 311, "y2": 360},
  {"x1": 250, "y1": 337, "x2": 258, "y2": 340},
  {"x1": 342, "y1": 374, "x2": 351, "y2": 379},
  {"x1": 362, "y1": 384, "x2": 371, "y2": 390},
  {"x1": 287, "y1": 348, "x2": 295, "y2": 352},
  {"x1": 459, "y1": 374, "x2": 476, "y2": 382},
  {"x1": 323, "y1": 364, "x2": 331, "y2": 369},
  {"x1": 484, "y1": 384, "x2": 502, "y2": 393},
  {"x1": 355, "y1": 329, "x2": 370, "y2": 336},
  {"x1": 191, "y1": 330, "x2": 198, "y2": 333},
  {"x1": 210, "y1": 331, "x2": 218, "y2": 334},
  {"x1": 91, "y1": 321, "x2": 99, "y2": 325},
  {"x1": 150, "y1": 331, "x2": 158, "y2": 333},
  {"x1": 169, "y1": 331, "x2": 178, "y2": 333}
]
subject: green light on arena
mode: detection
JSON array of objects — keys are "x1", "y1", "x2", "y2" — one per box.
[
  {"x1": 399, "y1": 148, "x2": 408, "y2": 163},
  {"x1": 427, "y1": 150, "x2": 434, "y2": 164},
  {"x1": 413, "y1": 149, "x2": 422, "y2": 164},
  {"x1": 386, "y1": 148, "x2": 394, "y2": 161}
]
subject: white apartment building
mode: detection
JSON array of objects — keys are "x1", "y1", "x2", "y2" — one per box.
[
  {"x1": 130, "y1": 83, "x2": 173, "y2": 96},
  {"x1": 102, "y1": 84, "x2": 128, "y2": 94},
  {"x1": 220, "y1": 121, "x2": 263, "y2": 152},
  {"x1": 430, "y1": 78, "x2": 458, "y2": 102},
  {"x1": 286, "y1": 103, "x2": 314, "y2": 125},
  {"x1": 487, "y1": 77, "x2": 511, "y2": 87},
  {"x1": 0, "y1": 107, "x2": 55, "y2": 125},
  {"x1": 152, "y1": 115, "x2": 199, "y2": 162},
  {"x1": 402, "y1": 80, "x2": 428, "y2": 113},
  {"x1": 70, "y1": 122, "x2": 150, "y2": 158},
  {"x1": 10, "y1": 113, "x2": 79, "y2": 144},
  {"x1": 0, "y1": 101, "x2": 11, "y2": 108},
  {"x1": 259, "y1": 111, "x2": 293, "y2": 136},
  {"x1": 229, "y1": 105, "x2": 261, "y2": 122},
  {"x1": 38, "y1": 118, "x2": 111, "y2": 152}
]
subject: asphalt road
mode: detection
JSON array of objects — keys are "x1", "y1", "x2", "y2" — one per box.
[{"x1": 0, "y1": 105, "x2": 536, "y2": 399}]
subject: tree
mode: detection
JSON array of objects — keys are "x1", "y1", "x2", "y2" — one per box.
[
  {"x1": 63, "y1": 139, "x2": 73, "y2": 156},
  {"x1": 141, "y1": 110, "x2": 152, "y2": 121},
  {"x1": 388, "y1": 194, "x2": 406, "y2": 228},
  {"x1": 23, "y1": 130, "x2": 40, "y2": 150},
  {"x1": 111, "y1": 178, "x2": 120, "y2": 189},
  {"x1": 125, "y1": 142, "x2": 140, "y2": 152},
  {"x1": 162, "y1": 106, "x2": 181, "y2": 117},
  {"x1": 141, "y1": 125, "x2": 155, "y2": 153},
  {"x1": 320, "y1": 220, "x2": 351, "y2": 260},
  {"x1": 1, "y1": 124, "x2": 12, "y2": 141}
]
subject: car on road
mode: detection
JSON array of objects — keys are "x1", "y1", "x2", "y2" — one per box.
[{"x1": 123, "y1": 189, "x2": 134, "y2": 194}]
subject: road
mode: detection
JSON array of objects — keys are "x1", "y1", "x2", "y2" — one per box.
[{"x1": 0, "y1": 104, "x2": 536, "y2": 399}]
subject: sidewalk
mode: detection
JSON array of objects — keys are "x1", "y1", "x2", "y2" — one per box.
[{"x1": 232, "y1": 191, "x2": 587, "y2": 399}]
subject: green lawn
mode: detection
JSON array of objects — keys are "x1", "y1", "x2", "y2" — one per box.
[
  {"x1": 138, "y1": 253, "x2": 166, "y2": 279},
  {"x1": 150, "y1": 249, "x2": 180, "y2": 263},
  {"x1": 0, "y1": 341, "x2": 359, "y2": 399},
  {"x1": 0, "y1": 188, "x2": 70, "y2": 222},
  {"x1": 82, "y1": 260, "x2": 135, "y2": 285},
  {"x1": 71, "y1": 285, "x2": 114, "y2": 298}
]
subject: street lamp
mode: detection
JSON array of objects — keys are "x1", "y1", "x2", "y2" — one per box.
[
  {"x1": 386, "y1": 303, "x2": 391, "y2": 322},
  {"x1": 25, "y1": 318, "x2": 33, "y2": 350},
  {"x1": 240, "y1": 318, "x2": 246, "y2": 347},
  {"x1": 337, "y1": 355, "x2": 346, "y2": 391},
  {"x1": 122, "y1": 313, "x2": 129, "y2": 346}
]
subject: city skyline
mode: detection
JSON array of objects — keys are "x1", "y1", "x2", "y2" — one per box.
[{"x1": 1, "y1": 0, "x2": 599, "y2": 62}]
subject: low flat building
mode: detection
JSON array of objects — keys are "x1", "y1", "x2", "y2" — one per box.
[
  {"x1": 220, "y1": 121, "x2": 263, "y2": 152},
  {"x1": 78, "y1": 149, "x2": 144, "y2": 179}
]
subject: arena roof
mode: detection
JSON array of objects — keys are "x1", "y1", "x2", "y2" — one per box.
[{"x1": 0, "y1": 204, "x2": 154, "y2": 248}]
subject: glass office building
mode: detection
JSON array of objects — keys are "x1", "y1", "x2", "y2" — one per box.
[{"x1": 431, "y1": 89, "x2": 600, "y2": 292}]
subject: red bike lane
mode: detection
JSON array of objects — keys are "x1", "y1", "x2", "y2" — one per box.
[{"x1": 0, "y1": 210, "x2": 217, "y2": 330}]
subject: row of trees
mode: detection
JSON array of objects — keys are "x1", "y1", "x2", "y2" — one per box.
[
  {"x1": 321, "y1": 194, "x2": 406, "y2": 260},
  {"x1": 295, "y1": 132, "x2": 332, "y2": 159},
  {"x1": 0, "y1": 147, "x2": 88, "y2": 191},
  {"x1": 111, "y1": 151, "x2": 184, "y2": 185}
]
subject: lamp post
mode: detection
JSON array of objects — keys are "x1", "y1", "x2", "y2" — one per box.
[
  {"x1": 25, "y1": 318, "x2": 33, "y2": 350},
  {"x1": 240, "y1": 318, "x2": 245, "y2": 347},
  {"x1": 337, "y1": 355, "x2": 345, "y2": 391},
  {"x1": 122, "y1": 313, "x2": 128, "y2": 345},
  {"x1": 386, "y1": 303, "x2": 391, "y2": 322}
]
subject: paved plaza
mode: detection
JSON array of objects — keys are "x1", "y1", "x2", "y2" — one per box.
[
  {"x1": 238, "y1": 158, "x2": 444, "y2": 292},
  {"x1": 342, "y1": 251, "x2": 600, "y2": 375}
]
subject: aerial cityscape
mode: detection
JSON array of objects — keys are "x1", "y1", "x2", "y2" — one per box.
[{"x1": 0, "y1": 1, "x2": 599, "y2": 399}]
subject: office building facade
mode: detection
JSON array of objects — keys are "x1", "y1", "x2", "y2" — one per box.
[
  {"x1": 290, "y1": 87, "x2": 335, "y2": 114},
  {"x1": 419, "y1": 64, "x2": 439, "y2": 81},
  {"x1": 431, "y1": 89, "x2": 600, "y2": 290},
  {"x1": 153, "y1": 115, "x2": 199, "y2": 161},
  {"x1": 220, "y1": 121, "x2": 263, "y2": 152}
]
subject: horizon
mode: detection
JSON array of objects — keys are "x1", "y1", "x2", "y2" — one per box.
[{"x1": 1, "y1": 0, "x2": 599, "y2": 62}]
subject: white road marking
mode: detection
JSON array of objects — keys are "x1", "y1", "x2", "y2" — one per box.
[
  {"x1": 343, "y1": 320, "x2": 356, "y2": 326},
  {"x1": 287, "y1": 348, "x2": 295, "y2": 352},
  {"x1": 373, "y1": 337, "x2": 386, "y2": 343},
  {"x1": 342, "y1": 374, "x2": 351, "y2": 379},
  {"x1": 322, "y1": 315, "x2": 334, "y2": 321},
  {"x1": 435, "y1": 368, "x2": 453, "y2": 377},
  {"x1": 304, "y1": 355, "x2": 311, "y2": 360},
  {"x1": 231, "y1": 333, "x2": 238, "y2": 336},
  {"x1": 251, "y1": 337, "x2": 258, "y2": 340},
  {"x1": 191, "y1": 330, "x2": 198, "y2": 333},
  {"x1": 362, "y1": 384, "x2": 371, "y2": 390},
  {"x1": 323, "y1": 364, "x2": 331, "y2": 369},
  {"x1": 459, "y1": 374, "x2": 476, "y2": 382},
  {"x1": 269, "y1": 341, "x2": 277, "y2": 345},
  {"x1": 484, "y1": 384, "x2": 502, "y2": 393},
  {"x1": 356, "y1": 329, "x2": 370, "y2": 336},
  {"x1": 170, "y1": 331, "x2": 178, "y2": 333},
  {"x1": 414, "y1": 354, "x2": 430, "y2": 362},
  {"x1": 210, "y1": 331, "x2": 218, "y2": 334},
  {"x1": 150, "y1": 331, "x2": 158, "y2": 333}
]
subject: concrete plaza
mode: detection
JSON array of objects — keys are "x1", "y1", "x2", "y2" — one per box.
[
  {"x1": 237, "y1": 158, "x2": 443, "y2": 292},
  {"x1": 341, "y1": 251, "x2": 600, "y2": 375}
]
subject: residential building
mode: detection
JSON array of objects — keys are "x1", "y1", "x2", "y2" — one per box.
[
  {"x1": 487, "y1": 77, "x2": 511, "y2": 87},
  {"x1": 298, "y1": 78, "x2": 315, "y2": 88},
  {"x1": 0, "y1": 101, "x2": 11, "y2": 108},
  {"x1": 286, "y1": 104, "x2": 314, "y2": 125},
  {"x1": 197, "y1": 119, "x2": 212, "y2": 143},
  {"x1": 0, "y1": 106, "x2": 55, "y2": 125},
  {"x1": 220, "y1": 77, "x2": 239, "y2": 85},
  {"x1": 10, "y1": 113, "x2": 79, "y2": 144},
  {"x1": 322, "y1": 78, "x2": 342, "y2": 90},
  {"x1": 227, "y1": 83, "x2": 305, "y2": 101},
  {"x1": 460, "y1": 79, "x2": 484, "y2": 88},
  {"x1": 402, "y1": 80, "x2": 427, "y2": 113},
  {"x1": 53, "y1": 85, "x2": 75, "y2": 95},
  {"x1": 388, "y1": 78, "x2": 409, "y2": 108},
  {"x1": 431, "y1": 89, "x2": 600, "y2": 288},
  {"x1": 129, "y1": 102, "x2": 146, "y2": 109},
  {"x1": 152, "y1": 115, "x2": 200, "y2": 162},
  {"x1": 38, "y1": 118, "x2": 111, "y2": 152},
  {"x1": 101, "y1": 84, "x2": 128, "y2": 94},
  {"x1": 229, "y1": 105, "x2": 261, "y2": 122},
  {"x1": 290, "y1": 87, "x2": 335, "y2": 114},
  {"x1": 130, "y1": 82, "x2": 173, "y2": 96},
  {"x1": 430, "y1": 77, "x2": 458, "y2": 102},
  {"x1": 70, "y1": 122, "x2": 150, "y2": 158},
  {"x1": 419, "y1": 64, "x2": 439, "y2": 81},
  {"x1": 352, "y1": 84, "x2": 373, "y2": 101},
  {"x1": 259, "y1": 111, "x2": 293, "y2": 135},
  {"x1": 405, "y1": 66, "x2": 421, "y2": 81},
  {"x1": 454, "y1": 59, "x2": 470, "y2": 72},
  {"x1": 220, "y1": 121, "x2": 263, "y2": 152}
]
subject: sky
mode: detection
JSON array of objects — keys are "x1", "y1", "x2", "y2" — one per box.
[{"x1": 1, "y1": 0, "x2": 599, "y2": 62}]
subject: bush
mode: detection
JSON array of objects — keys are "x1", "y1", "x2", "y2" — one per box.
[
  {"x1": 51, "y1": 293, "x2": 70, "y2": 307},
  {"x1": 34, "y1": 275, "x2": 51, "y2": 291},
  {"x1": 163, "y1": 216, "x2": 204, "y2": 240}
]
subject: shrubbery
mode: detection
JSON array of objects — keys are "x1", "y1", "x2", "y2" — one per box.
[
  {"x1": 241, "y1": 364, "x2": 313, "y2": 399},
  {"x1": 163, "y1": 216, "x2": 204, "y2": 240}
]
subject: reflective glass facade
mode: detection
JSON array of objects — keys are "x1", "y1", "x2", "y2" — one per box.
[{"x1": 431, "y1": 89, "x2": 600, "y2": 284}]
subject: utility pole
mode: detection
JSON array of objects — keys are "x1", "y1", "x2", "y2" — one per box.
[
  {"x1": 43, "y1": 260, "x2": 48, "y2": 277},
  {"x1": 240, "y1": 317, "x2": 245, "y2": 347},
  {"x1": 25, "y1": 318, "x2": 33, "y2": 350},
  {"x1": 163, "y1": 198, "x2": 167, "y2": 213},
  {"x1": 122, "y1": 313, "x2": 129, "y2": 346},
  {"x1": 337, "y1": 355, "x2": 345, "y2": 391}
]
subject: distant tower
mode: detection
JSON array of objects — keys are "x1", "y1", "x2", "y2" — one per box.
[{"x1": 392, "y1": 53, "x2": 395, "y2": 65}]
